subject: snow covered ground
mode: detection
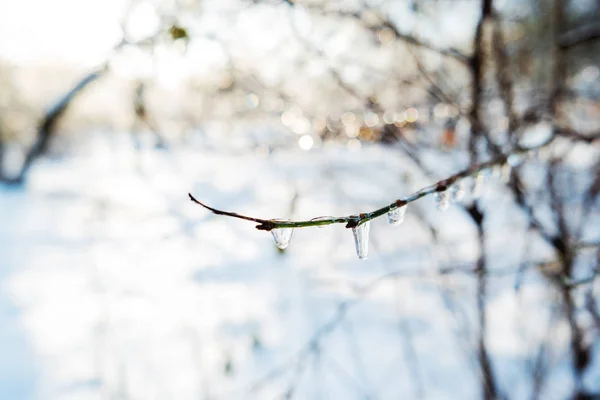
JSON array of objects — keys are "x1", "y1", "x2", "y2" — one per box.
[{"x1": 1, "y1": 129, "x2": 598, "y2": 399}]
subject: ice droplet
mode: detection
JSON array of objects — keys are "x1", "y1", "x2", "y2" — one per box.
[
  {"x1": 352, "y1": 221, "x2": 370, "y2": 260},
  {"x1": 271, "y1": 227, "x2": 294, "y2": 249},
  {"x1": 451, "y1": 180, "x2": 465, "y2": 202},
  {"x1": 435, "y1": 190, "x2": 450, "y2": 211},
  {"x1": 387, "y1": 205, "x2": 406, "y2": 226}
]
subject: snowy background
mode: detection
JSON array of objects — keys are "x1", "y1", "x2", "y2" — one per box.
[{"x1": 1, "y1": 0, "x2": 599, "y2": 399}]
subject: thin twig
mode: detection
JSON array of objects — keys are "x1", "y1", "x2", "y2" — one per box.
[{"x1": 188, "y1": 142, "x2": 550, "y2": 231}]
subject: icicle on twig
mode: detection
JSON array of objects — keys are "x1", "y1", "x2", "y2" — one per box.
[
  {"x1": 387, "y1": 204, "x2": 407, "y2": 226},
  {"x1": 352, "y1": 221, "x2": 370, "y2": 260},
  {"x1": 271, "y1": 222, "x2": 294, "y2": 249}
]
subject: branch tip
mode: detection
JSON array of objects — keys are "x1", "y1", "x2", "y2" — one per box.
[{"x1": 188, "y1": 193, "x2": 207, "y2": 208}]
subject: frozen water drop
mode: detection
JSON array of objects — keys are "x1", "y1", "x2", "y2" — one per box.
[
  {"x1": 451, "y1": 180, "x2": 465, "y2": 202},
  {"x1": 435, "y1": 190, "x2": 450, "y2": 211},
  {"x1": 271, "y1": 227, "x2": 294, "y2": 249},
  {"x1": 387, "y1": 205, "x2": 406, "y2": 226},
  {"x1": 352, "y1": 221, "x2": 370, "y2": 260}
]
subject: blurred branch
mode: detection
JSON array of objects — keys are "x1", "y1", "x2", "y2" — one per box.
[
  {"x1": 279, "y1": 1, "x2": 469, "y2": 64},
  {"x1": 550, "y1": 2, "x2": 591, "y2": 394},
  {"x1": 549, "y1": 0, "x2": 567, "y2": 117},
  {"x1": 468, "y1": 2, "x2": 500, "y2": 398},
  {"x1": 558, "y1": 22, "x2": 600, "y2": 49},
  {"x1": 0, "y1": 3, "x2": 170, "y2": 185},
  {"x1": 492, "y1": 16, "x2": 518, "y2": 144},
  {"x1": 248, "y1": 255, "x2": 586, "y2": 396},
  {"x1": 407, "y1": 45, "x2": 459, "y2": 106},
  {"x1": 574, "y1": 241, "x2": 600, "y2": 251},
  {"x1": 556, "y1": 127, "x2": 600, "y2": 143},
  {"x1": 586, "y1": 290, "x2": 600, "y2": 331},
  {"x1": 468, "y1": 0, "x2": 500, "y2": 160},
  {"x1": 548, "y1": 157, "x2": 572, "y2": 266},
  {"x1": 0, "y1": 66, "x2": 107, "y2": 185},
  {"x1": 469, "y1": 204, "x2": 499, "y2": 400},
  {"x1": 379, "y1": 19, "x2": 469, "y2": 63},
  {"x1": 250, "y1": 267, "x2": 429, "y2": 395},
  {"x1": 133, "y1": 81, "x2": 167, "y2": 149},
  {"x1": 563, "y1": 270, "x2": 600, "y2": 288},
  {"x1": 283, "y1": 4, "x2": 381, "y2": 110}
]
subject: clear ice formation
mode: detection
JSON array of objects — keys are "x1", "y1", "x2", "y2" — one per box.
[
  {"x1": 387, "y1": 205, "x2": 407, "y2": 226},
  {"x1": 352, "y1": 221, "x2": 370, "y2": 260}
]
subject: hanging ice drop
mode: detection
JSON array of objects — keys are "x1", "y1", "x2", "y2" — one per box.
[
  {"x1": 435, "y1": 190, "x2": 450, "y2": 211},
  {"x1": 352, "y1": 221, "x2": 370, "y2": 260},
  {"x1": 271, "y1": 227, "x2": 294, "y2": 249},
  {"x1": 387, "y1": 205, "x2": 407, "y2": 226}
]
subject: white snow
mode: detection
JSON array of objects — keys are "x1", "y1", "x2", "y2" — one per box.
[{"x1": 1, "y1": 129, "x2": 598, "y2": 399}]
